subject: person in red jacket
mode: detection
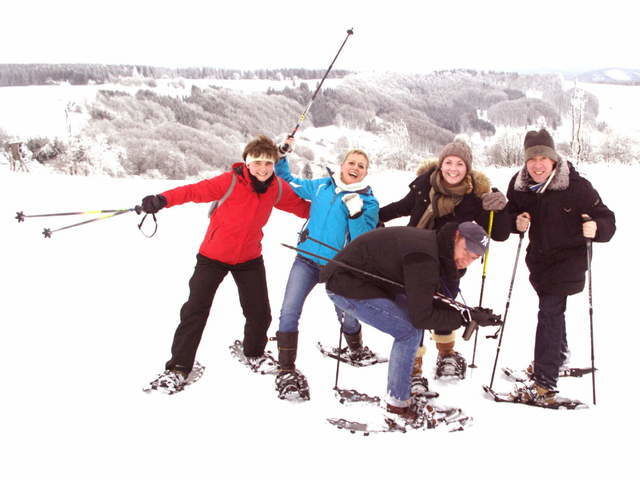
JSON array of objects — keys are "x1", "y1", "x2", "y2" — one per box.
[{"x1": 142, "y1": 135, "x2": 310, "y2": 394}]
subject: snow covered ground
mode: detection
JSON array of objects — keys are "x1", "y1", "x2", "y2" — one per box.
[{"x1": 1, "y1": 162, "x2": 635, "y2": 479}]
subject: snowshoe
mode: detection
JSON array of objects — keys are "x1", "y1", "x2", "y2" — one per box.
[
  {"x1": 483, "y1": 382, "x2": 587, "y2": 410},
  {"x1": 435, "y1": 351, "x2": 467, "y2": 379},
  {"x1": 143, "y1": 361, "x2": 205, "y2": 395},
  {"x1": 229, "y1": 340, "x2": 278, "y2": 374},
  {"x1": 275, "y1": 370, "x2": 310, "y2": 401},
  {"x1": 328, "y1": 387, "x2": 472, "y2": 435},
  {"x1": 317, "y1": 341, "x2": 387, "y2": 367}
]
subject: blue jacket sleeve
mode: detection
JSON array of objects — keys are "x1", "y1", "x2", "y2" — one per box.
[
  {"x1": 346, "y1": 194, "x2": 379, "y2": 241},
  {"x1": 275, "y1": 157, "x2": 324, "y2": 201}
]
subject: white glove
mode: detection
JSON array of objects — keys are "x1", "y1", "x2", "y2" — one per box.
[{"x1": 342, "y1": 193, "x2": 363, "y2": 217}]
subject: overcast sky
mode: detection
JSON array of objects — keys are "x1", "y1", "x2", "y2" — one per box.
[{"x1": 2, "y1": 0, "x2": 636, "y2": 74}]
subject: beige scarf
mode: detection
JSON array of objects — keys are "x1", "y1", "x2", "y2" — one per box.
[{"x1": 416, "y1": 170, "x2": 473, "y2": 229}]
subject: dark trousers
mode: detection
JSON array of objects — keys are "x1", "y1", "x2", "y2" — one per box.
[
  {"x1": 533, "y1": 294, "x2": 568, "y2": 390},
  {"x1": 166, "y1": 254, "x2": 271, "y2": 374}
]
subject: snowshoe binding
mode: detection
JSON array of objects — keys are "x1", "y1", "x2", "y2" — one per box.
[
  {"x1": 483, "y1": 382, "x2": 587, "y2": 410},
  {"x1": 317, "y1": 341, "x2": 387, "y2": 367},
  {"x1": 229, "y1": 340, "x2": 278, "y2": 374},
  {"x1": 435, "y1": 351, "x2": 467, "y2": 380},
  {"x1": 275, "y1": 370, "x2": 310, "y2": 401},
  {"x1": 143, "y1": 361, "x2": 205, "y2": 395}
]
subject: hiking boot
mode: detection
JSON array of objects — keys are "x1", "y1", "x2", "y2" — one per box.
[
  {"x1": 509, "y1": 381, "x2": 558, "y2": 406},
  {"x1": 435, "y1": 351, "x2": 467, "y2": 379}
]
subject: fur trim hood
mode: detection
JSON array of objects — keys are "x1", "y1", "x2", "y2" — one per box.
[
  {"x1": 415, "y1": 159, "x2": 491, "y2": 198},
  {"x1": 513, "y1": 157, "x2": 570, "y2": 192}
]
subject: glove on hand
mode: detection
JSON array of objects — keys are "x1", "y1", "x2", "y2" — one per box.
[
  {"x1": 482, "y1": 190, "x2": 507, "y2": 211},
  {"x1": 342, "y1": 193, "x2": 363, "y2": 217},
  {"x1": 141, "y1": 195, "x2": 167, "y2": 214},
  {"x1": 278, "y1": 138, "x2": 294, "y2": 158},
  {"x1": 468, "y1": 306, "x2": 502, "y2": 327}
]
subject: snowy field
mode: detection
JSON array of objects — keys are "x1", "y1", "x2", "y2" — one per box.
[{"x1": 1, "y1": 162, "x2": 635, "y2": 479}]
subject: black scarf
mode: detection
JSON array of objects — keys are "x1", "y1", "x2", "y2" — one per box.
[{"x1": 249, "y1": 173, "x2": 275, "y2": 194}]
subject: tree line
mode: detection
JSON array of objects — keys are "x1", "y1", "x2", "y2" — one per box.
[{"x1": 0, "y1": 64, "x2": 350, "y2": 87}]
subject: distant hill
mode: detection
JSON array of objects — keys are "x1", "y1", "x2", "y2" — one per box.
[{"x1": 571, "y1": 68, "x2": 640, "y2": 85}]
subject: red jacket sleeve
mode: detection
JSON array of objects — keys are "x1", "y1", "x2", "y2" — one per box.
[
  {"x1": 275, "y1": 180, "x2": 310, "y2": 219},
  {"x1": 161, "y1": 172, "x2": 233, "y2": 208}
]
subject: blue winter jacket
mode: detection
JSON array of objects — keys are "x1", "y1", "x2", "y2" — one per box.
[{"x1": 275, "y1": 158, "x2": 379, "y2": 265}]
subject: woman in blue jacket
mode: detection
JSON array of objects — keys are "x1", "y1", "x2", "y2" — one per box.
[{"x1": 274, "y1": 145, "x2": 379, "y2": 400}]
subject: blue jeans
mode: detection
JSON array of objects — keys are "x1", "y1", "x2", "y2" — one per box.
[
  {"x1": 278, "y1": 256, "x2": 360, "y2": 334},
  {"x1": 327, "y1": 290, "x2": 422, "y2": 406},
  {"x1": 534, "y1": 294, "x2": 568, "y2": 390}
]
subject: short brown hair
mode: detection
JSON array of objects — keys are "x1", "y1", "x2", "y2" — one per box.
[
  {"x1": 243, "y1": 135, "x2": 278, "y2": 161},
  {"x1": 342, "y1": 149, "x2": 369, "y2": 168}
]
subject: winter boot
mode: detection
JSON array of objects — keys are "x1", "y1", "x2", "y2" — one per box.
[
  {"x1": 435, "y1": 340, "x2": 467, "y2": 379},
  {"x1": 276, "y1": 331, "x2": 298, "y2": 373},
  {"x1": 343, "y1": 328, "x2": 379, "y2": 364},
  {"x1": 144, "y1": 369, "x2": 187, "y2": 395},
  {"x1": 411, "y1": 346, "x2": 426, "y2": 377},
  {"x1": 275, "y1": 331, "x2": 310, "y2": 400}
]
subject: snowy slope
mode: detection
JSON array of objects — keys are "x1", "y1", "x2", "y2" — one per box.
[{"x1": 1, "y1": 163, "x2": 636, "y2": 479}]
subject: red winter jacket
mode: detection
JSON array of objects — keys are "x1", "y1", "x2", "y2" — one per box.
[{"x1": 161, "y1": 163, "x2": 309, "y2": 264}]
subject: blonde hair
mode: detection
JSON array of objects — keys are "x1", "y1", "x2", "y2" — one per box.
[{"x1": 342, "y1": 149, "x2": 369, "y2": 168}]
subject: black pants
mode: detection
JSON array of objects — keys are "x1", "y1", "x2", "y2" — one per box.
[
  {"x1": 533, "y1": 294, "x2": 568, "y2": 390},
  {"x1": 166, "y1": 254, "x2": 271, "y2": 374}
]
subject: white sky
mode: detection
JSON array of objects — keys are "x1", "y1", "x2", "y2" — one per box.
[{"x1": 1, "y1": 0, "x2": 637, "y2": 74}]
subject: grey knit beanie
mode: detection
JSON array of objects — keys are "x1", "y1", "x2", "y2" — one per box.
[{"x1": 438, "y1": 140, "x2": 473, "y2": 171}]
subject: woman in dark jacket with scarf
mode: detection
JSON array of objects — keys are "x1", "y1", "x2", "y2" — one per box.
[{"x1": 379, "y1": 139, "x2": 510, "y2": 381}]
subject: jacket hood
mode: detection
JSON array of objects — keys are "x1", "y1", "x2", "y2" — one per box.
[{"x1": 414, "y1": 159, "x2": 491, "y2": 198}]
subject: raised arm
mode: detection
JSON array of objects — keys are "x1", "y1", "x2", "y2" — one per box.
[{"x1": 275, "y1": 157, "x2": 325, "y2": 201}]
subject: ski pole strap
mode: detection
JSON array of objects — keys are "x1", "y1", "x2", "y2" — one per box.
[{"x1": 137, "y1": 213, "x2": 158, "y2": 238}]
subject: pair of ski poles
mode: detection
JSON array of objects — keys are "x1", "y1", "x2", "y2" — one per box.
[{"x1": 15, "y1": 206, "x2": 157, "y2": 238}]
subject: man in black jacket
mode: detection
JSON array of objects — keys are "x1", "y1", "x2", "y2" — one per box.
[
  {"x1": 506, "y1": 128, "x2": 616, "y2": 406},
  {"x1": 320, "y1": 221, "x2": 493, "y2": 416}
]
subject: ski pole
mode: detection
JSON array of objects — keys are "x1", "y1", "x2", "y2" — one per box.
[
  {"x1": 487, "y1": 232, "x2": 524, "y2": 391},
  {"x1": 582, "y1": 214, "x2": 597, "y2": 404},
  {"x1": 280, "y1": 243, "x2": 500, "y2": 323},
  {"x1": 15, "y1": 208, "x2": 140, "y2": 222},
  {"x1": 334, "y1": 314, "x2": 345, "y2": 390},
  {"x1": 40, "y1": 208, "x2": 141, "y2": 238},
  {"x1": 280, "y1": 28, "x2": 354, "y2": 152},
  {"x1": 469, "y1": 210, "x2": 495, "y2": 368}
]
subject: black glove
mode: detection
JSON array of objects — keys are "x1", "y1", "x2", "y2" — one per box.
[
  {"x1": 141, "y1": 195, "x2": 167, "y2": 214},
  {"x1": 469, "y1": 307, "x2": 502, "y2": 327}
]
